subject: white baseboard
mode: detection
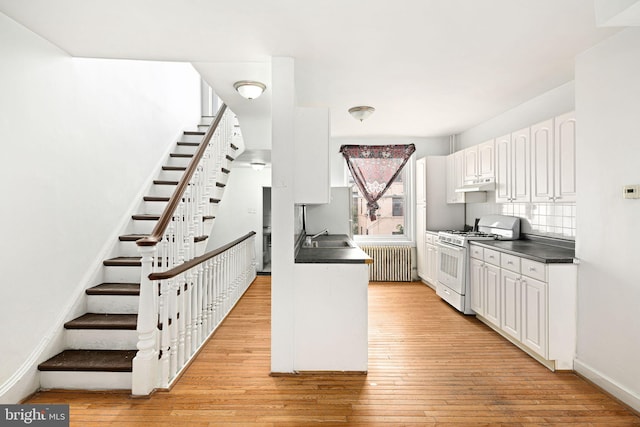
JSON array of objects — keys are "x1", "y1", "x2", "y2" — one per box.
[{"x1": 574, "y1": 358, "x2": 640, "y2": 412}]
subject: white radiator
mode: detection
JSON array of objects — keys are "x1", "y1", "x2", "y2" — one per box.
[{"x1": 360, "y1": 246, "x2": 412, "y2": 282}]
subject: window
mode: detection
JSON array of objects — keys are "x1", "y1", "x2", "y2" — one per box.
[{"x1": 348, "y1": 165, "x2": 413, "y2": 241}]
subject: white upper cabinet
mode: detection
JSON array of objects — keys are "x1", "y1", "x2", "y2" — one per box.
[
  {"x1": 294, "y1": 107, "x2": 330, "y2": 204},
  {"x1": 446, "y1": 152, "x2": 466, "y2": 204},
  {"x1": 478, "y1": 140, "x2": 495, "y2": 180},
  {"x1": 495, "y1": 128, "x2": 530, "y2": 203},
  {"x1": 531, "y1": 112, "x2": 576, "y2": 203},
  {"x1": 531, "y1": 118, "x2": 554, "y2": 202},
  {"x1": 463, "y1": 139, "x2": 495, "y2": 183},
  {"x1": 554, "y1": 111, "x2": 577, "y2": 202},
  {"x1": 463, "y1": 146, "x2": 479, "y2": 182}
]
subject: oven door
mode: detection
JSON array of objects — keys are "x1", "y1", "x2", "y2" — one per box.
[{"x1": 436, "y1": 241, "x2": 466, "y2": 294}]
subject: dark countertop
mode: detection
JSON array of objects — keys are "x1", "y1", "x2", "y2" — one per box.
[
  {"x1": 470, "y1": 237, "x2": 575, "y2": 264},
  {"x1": 295, "y1": 234, "x2": 373, "y2": 264}
]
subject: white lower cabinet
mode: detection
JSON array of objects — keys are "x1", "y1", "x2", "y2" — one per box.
[
  {"x1": 470, "y1": 247, "x2": 501, "y2": 327},
  {"x1": 469, "y1": 244, "x2": 575, "y2": 370},
  {"x1": 419, "y1": 232, "x2": 438, "y2": 287}
]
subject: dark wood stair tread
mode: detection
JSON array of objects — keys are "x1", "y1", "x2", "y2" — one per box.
[
  {"x1": 230, "y1": 143, "x2": 239, "y2": 150},
  {"x1": 184, "y1": 131, "x2": 205, "y2": 136},
  {"x1": 170, "y1": 153, "x2": 194, "y2": 158},
  {"x1": 162, "y1": 165, "x2": 186, "y2": 171},
  {"x1": 221, "y1": 168, "x2": 230, "y2": 174},
  {"x1": 132, "y1": 214, "x2": 159, "y2": 220},
  {"x1": 86, "y1": 283, "x2": 140, "y2": 296},
  {"x1": 38, "y1": 350, "x2": 136, "y2": 372},
  {"x1": 177, "y1": 141, "x2": 200, "y2": 147},
  {"x1": 64, "y1": 313, "x2": 137, "y2": 330},
  {"x1": 153, "y1": 180, "x2": 178, "y2": 185},
  {"x1": 104, "y1": 257, "x2": 141, "y2": 267},
  {"x1": 119, "y1": 234, "x2": 207, "y2": 243},
  {"x1": 143, "y1": 196, "x2": 169, "y2": 202},
  {"x1": 210, "y1": 198, "x2": 220, "y2": 203},
  {"x1": 226, "y1": 155, "x2": 235, "y2": 161}
]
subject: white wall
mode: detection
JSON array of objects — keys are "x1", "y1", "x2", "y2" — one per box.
[
  {"x1": 0, "y1": 13, "x2": 201, "y2": 402},
  {"x1": 207, "y1": 167, "x2": 271, "y2": 270},
  {"x1": 456, "y1": 81, "x2": 575, "y2": 150},
  {"x1": 270, "y1": 57, "x2": 297, "y2": 373},
  {"x1": 574, "y1": 27, "x2": 640, "y2": 411}
]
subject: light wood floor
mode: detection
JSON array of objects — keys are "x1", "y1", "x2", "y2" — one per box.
[{"x1": 28, "y1": 276, "x2": 640, "y2": 426}]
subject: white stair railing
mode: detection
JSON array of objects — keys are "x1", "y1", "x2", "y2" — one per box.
[{"x1": 132, "y1": 103, "x2": 256, "y2": 396}]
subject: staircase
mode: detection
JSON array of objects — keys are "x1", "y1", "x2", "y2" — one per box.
[{"x1": 37, "y1": 115, "x2": 238, "y2": 391}]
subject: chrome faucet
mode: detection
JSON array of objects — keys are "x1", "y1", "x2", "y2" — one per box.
[
  {"x1": 305, "y1": 229, "x2": 328, "y2": 247},
  {"x1": 309, "y1": 229, "x2": 329, "y2": 239}
]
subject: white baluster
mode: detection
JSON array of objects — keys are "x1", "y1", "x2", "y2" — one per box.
[
  {"x1": 169, "y1": 279, "x2": 179, "y2": 379},
  {"x1": 158, "y1": 280, "x2": 171, "y2": 388},
  {"x1": 177, "y1": 273, "x2": 187, "y2": 370},
  {"x1": 183, "y1": 275, "x2": 192, "y2": 359}
]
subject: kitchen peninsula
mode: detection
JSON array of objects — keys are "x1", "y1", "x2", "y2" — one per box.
[{"x1": 294, "y1": 234, "x2": 372, "y2": 372}]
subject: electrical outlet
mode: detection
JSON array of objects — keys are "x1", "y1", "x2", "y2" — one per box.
[{"x1": 623, "y1": 185, "x2": 640, "y2": 199}]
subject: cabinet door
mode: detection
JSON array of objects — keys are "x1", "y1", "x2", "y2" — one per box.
[
  {"x1": 470, "y1": 258, "x2": 484, "y2": 315},
  {"x1": 425, "y1": 243, "x2": 437, "y2": 285},
  {"x1": 293, "y1": 107, "x2": 330, "y2": 203},
  {"x1": 416, "y1": 157, "x2": 427, "y2": 205},
  {"x1": 416, "y1": 210, "x2": 426, "y2": 279},
  {"x1": 554, "y1": 111, "x2": 577, "y2": 203},
  {"x1": 511, "y1": 127, "x2": 531, "y2": 203},
  {"x1": 501, "y1": 269, "x2": 521, "y2": 341},
  {"x1": 446, "y1": 153, "x2": 465, "y2": 204},
  {"x1": 521, "y1": 276, "x2": 547, "y2": 357},
  {"x1": 495, "y1": 134, "x2": 511, "y2": 203},
  {"x1": 530, "y1": 119, "x2": 554, "y2": 202},
  {"x1": 463, "y1": 146, "x2": 479, "y2": 182},
  {"x1": 484, "y1": 264, "x2": 501, "y2": 327},
  {"x1": 478, "y1": 140, "x2": 495, "y2": 179}
]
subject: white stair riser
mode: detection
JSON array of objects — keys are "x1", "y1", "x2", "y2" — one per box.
[
  {"x1": 143, "y1": 201, "x2": 169, "y2": 215},
  {"x1": 179, "y1": 134, "x2": 204, "y2": 143},
  {"x1": 40, "y1": 371, "x2": 131, "y2": 390},
  {"x1": 87, "y1": 294, "x2": 139, "y2": 314},
  {"x1": 165, "y1": 156, "x2": 191, "y2": 168},
  {"x1": 213, "y1": 186, "x2": 225, "y2": 199},
  {"x1": 129, "y1": 219, "x2": 157, "y2": 234},
  {"x1": 147, "y1": 185, "x2": 177, "y2": 198},
  {"x1": 157, "y1": 170, "x2": 184, "y2": 181},
  {"x1": 66, "y1": 329, "x2": 138, "y2": 350},
  {"x1": 104, "y1": 266, "x2": 141, "y2": 283},
  {"x1": 173, "y1": 145, "x2": 198, "y2": 155},
  {"x1": 117, "y1": 241, "x2": 142, "y2": 257}
]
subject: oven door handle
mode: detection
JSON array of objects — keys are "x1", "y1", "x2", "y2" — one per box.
[{"x1": 436, "y1": 241, "x2": 465, "y2": 253}]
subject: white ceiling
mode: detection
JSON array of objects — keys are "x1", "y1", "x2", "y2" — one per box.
[{"x1": 0, "y1": 0, "x2": 619, "y2": 139}]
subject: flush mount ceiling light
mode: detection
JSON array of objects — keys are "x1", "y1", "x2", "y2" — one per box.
[
  {"x1": 250, "y1": 162, "x2": 266, "y2": 171},
  {"x1": 233, "y1": 80, "x2": 266, "y2": 100},
  {"x1": 348, "y1": 106, "x2": 375, "y2": 122}
]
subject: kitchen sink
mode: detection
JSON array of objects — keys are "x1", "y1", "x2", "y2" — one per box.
[{"x1": 311, "y1": 240, "x2": 355, "y2": 248}]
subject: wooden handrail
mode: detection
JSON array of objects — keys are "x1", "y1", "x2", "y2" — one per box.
[
  {"x1": 137, "y1": 103, "x2": 229, "y2": 247},
  {"x1": 148, "y1": 231, "x2": 256, "y2": 281}
]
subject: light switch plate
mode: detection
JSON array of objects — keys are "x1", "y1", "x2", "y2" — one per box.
[{"x1": 623, "y1": 185, "x2": 640, "y2": 199}]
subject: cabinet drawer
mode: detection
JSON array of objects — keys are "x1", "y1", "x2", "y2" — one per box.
[
  {"x1": 426, "y1": 233, "x2": 436, "y2": 244},
  {"x1": 501, "y1": 253, "x2": 521, "y2": 273},
  {"x1": 521, "y1": 258, "x2": 546, "y2": 282},
  {"x1": 483, "y1": 248, "x2": 501, "y2": 266},
  {"x1": 470, "y1": 245, "x2": 483, "y2": 260}
]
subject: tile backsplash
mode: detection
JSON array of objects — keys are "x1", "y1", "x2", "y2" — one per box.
[{"x1": 466, "y1": 194, "x2": 576, "y2": 240}]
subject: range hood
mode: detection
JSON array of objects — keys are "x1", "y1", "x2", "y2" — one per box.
[{"x1": 455, "y1": 177, "x2": 496, "y2": 193}]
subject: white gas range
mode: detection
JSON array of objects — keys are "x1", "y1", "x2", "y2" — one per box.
[{"x1": 435, "y1": 215, "x2": 520, "y2": 314}]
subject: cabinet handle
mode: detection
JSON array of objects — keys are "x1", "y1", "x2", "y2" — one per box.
[
  {"x1": 529, "y1": 267, "x2": 536, "y2": 271},
  {"x1": 507, "y1": 260, "x2": 513, "y2": 265}
]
